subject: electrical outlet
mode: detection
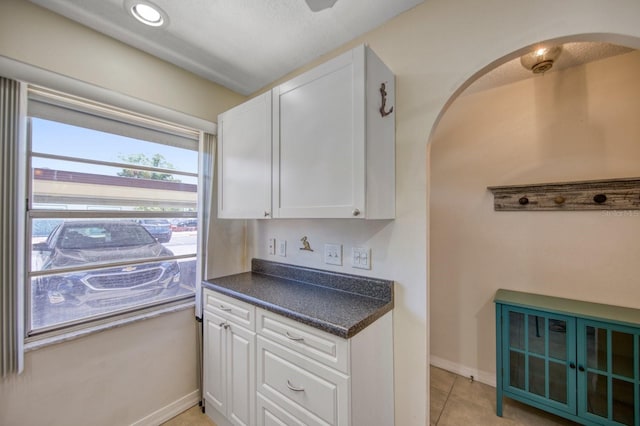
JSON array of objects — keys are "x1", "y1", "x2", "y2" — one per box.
[
  {"x1": 324, "y1": 244, "x2": 342, "y2": 265},
  {"x1": 278, "y1": 240, "x2": 287, "y2": 257},
  {"x1": 352, "y1": 247, "x2": 371, "y2": 270},
  {"x1": 268, "y1": 238, "x2": 276, "y2": 255}
]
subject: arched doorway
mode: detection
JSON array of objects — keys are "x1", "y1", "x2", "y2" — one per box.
[{"x1": 427, "y1": 35, "x2": 640, "y2": 423}]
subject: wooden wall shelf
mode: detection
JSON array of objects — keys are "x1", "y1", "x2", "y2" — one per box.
[{"x1": 487, "y1": 177, "x2": 640, "y2": 211}]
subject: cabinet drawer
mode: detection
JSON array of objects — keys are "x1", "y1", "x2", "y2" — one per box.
[
  {"x1": 257, "y1": 336, "x2": 349, "y2": 426},
  {"x1": 257, "y1": 393, "x2": 309, "y2": 426},
  {"x1": 204, "y1": 289, "x2": 255, "y2": 330},
  {"x1": 257, "y1": 309, "x2": 348, "y2": 373}
]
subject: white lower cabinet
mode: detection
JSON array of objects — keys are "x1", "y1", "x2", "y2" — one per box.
[
  {"x1": 257, "y1": 335, "x2": 349, "y2": 425},
  {"x1": 256, "y1": 308, "x2": 394, "y2": 426},
  {"x1": 203, "y1": 288, "x2": 394, "y2": 426},
  {"x1": 203, "y1": 291, "x2": 256, "y2": 426}
]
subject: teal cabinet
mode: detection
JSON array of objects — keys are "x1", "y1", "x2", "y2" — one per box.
[{"x1": 496, "y1": 289, "x2": 640, "y2": 426}]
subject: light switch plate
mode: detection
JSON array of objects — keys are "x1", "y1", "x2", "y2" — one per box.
[
  {"x1": 324, "y1": 244, "x2": 342, "y2": 265},
  {"x1": 278, "y1": 240, "x2": 286, "y2": 257},
  {"x1": 352, "y1": 247, "x2": 371, "y2": 270},
  {"x1": 268, "y1": 238, "x2": 276, "y2": 255}
]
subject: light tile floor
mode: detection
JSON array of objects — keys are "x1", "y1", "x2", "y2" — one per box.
[
  {"x1": 162, "y1": 366, "x2": 580, "y2": 426},
  {"x1": 430, "y1": 366, "x2": 579, "y2": 426},
  {"x1": 161, "y1": 405, "x2": 215, "y2": 426}
]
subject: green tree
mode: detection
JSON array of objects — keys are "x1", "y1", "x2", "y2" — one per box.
[{"x1": 117, "y1": 153, "x2": 181, "y2": 182}]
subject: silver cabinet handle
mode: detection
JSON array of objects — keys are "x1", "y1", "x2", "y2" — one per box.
[
  {"x1": 219, "y1": 305, "x2": 232, "y2": 312},
  {"x1": 286, "y1": 380, "x2": 305, "y2": 392},
  {"x1": 352, "y1": 208, "x2": 361, "y2": 217},
  {"x1": 219, "y1": 321, "x2": 229, "y2": 330},
  {"x1": 285, "y1": 331, "x2": 304, "y2": 342},
  {"x1": 264, "y1": 211, "x2": 270, "y2": 217}
]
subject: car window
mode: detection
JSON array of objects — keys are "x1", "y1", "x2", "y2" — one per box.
[{"x1": 59, "y1": 223, "x2": 156, "y2": 249}]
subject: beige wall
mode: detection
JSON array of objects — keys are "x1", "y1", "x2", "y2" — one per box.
[
  {"x1": 0, "y1": 1, "x2": 245, "y2": 425},
  {"x1": 0, "y1": 0, "x2": 244, "y2": 122},
  {"x1": 0, "y1": 309, "x2": 198, "y2": 426},
  {"x1": 430, "y1": 50, "x2": 640, "y2": 383},
  {"x1": 248, "y1": 1, "x2": 640, "y2": 424}
]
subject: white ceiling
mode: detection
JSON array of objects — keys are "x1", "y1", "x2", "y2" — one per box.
[{"x1": 29, "y1": 0, "x2": 424, "y2": 95}]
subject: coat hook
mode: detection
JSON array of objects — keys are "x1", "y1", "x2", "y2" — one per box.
[
  {"x1": 379, "y1": 83, "x2": 394, "y2": 117},
  {"x1": 300, "y1": 236, "x2": 313, "y2": 252},
  {"x1": 593, "y1": 194, "x2": 607, "y2": 204}
]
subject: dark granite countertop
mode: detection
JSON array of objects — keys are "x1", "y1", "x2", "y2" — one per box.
[{"x1": 202, "y1": 259, "x2": 394, "y2": 339}]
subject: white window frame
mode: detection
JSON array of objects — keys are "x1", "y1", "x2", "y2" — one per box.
[{"x1": 0, "y1": 57, "x2": 216, "y2": 346}]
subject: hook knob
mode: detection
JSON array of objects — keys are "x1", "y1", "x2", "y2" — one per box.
[{"x1": 593, "y1": 194, "x2": 607, "y2": 204}]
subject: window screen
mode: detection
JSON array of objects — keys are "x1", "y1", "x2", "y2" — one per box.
[{"x1": 26, "y1": 86, "x2": 201, "y2": 335}]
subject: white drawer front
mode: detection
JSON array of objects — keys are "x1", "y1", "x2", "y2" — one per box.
[
  {"x1": 257, "y1": 309, "x2": 349, "y2": 373},
  {"x1": 257, "y1": 336, "x2": 349, "y2": 426},
  {"x1": 204, "y1": 289, "x2": 255, "y2": 330},
  {"x1": 257, "y1": 393, "x2": 310, "y2": 426}
]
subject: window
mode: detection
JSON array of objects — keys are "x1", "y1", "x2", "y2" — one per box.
[{"x1": 26, "y1": 87, "x2": 201, "y2": 336}]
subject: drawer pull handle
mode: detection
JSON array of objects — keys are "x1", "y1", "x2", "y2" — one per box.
[
  {"x1": 219, "y1": 305, "x2": 232, "y2": 312},
  {"x1": 285, "y1": 331, "x2": 304, "y2": 342},
  {"x1": 286, "y1": 380, "x2": 305, "y2": 392}
]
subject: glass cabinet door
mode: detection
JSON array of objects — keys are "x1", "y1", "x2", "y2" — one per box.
[
  {"x1": 577, "y1": 320, "x2": 639, "y2": 426},
  {"x1": 503, "y1": 306, "x2": 576, "y2": 414}
]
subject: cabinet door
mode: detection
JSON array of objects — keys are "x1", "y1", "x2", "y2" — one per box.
[
  {"x1": 502, "y1": 306, "x2": 577, "y2": 414},
  {"x1": 227, "y1": 322, "x2": 256, "y2": 426},
  {"x1": 577, "y1": 320, "x2": 639, "y2": 426},
  {"x1": 273, "y1": 48, "x2": 365, "y2": 218},
  {"x1": 203, "y1": 311, "x2": 227, "y2": 413},
  {"x1": 218, "y1": 91, "x2": 272, "y2": 218}
]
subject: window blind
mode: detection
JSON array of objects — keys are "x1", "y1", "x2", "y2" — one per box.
[{"x1": 0, "y1": 76, "x2": 25, "y2": 377}]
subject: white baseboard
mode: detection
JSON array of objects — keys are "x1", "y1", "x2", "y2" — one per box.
[
  {"x1": 130, "y1": 390, "x2": 200, "y2": 426},
  {"x1": 430, "y1": 355, "x2": 496, "y2": 388}
]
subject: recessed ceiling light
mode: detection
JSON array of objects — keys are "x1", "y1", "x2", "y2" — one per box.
[{"x1": 127, "y1": 1, "x2": 167, "y2": 27}]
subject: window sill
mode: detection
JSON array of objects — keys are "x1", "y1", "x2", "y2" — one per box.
[{"x1": 24, "y1": 299, "x2": 196, "y2": 352}]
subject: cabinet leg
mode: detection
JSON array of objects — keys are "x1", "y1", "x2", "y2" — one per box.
[{"x1": 496, "y1": 389, "x2": 503, "y2": 417}]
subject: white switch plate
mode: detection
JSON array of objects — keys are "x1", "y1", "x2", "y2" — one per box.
[
  {"x1": 268, "y1": 238, "x2": 276, "y2": 255},
  {"x1": 278, "y1": 240, "x2": 287, "y2": 257},
  {"x1": 352, "y1": 247, "x2": 371, "y2": 270},
  {"x1": 324, "y1": 244, "x2": 342, "y2": 265}
]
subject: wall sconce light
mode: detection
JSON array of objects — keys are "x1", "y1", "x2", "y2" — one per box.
[{"x1": 520, "y1": 45, "x2": 563, "y2": 74}]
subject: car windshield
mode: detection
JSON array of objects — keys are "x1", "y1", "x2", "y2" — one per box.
[{"x1": 58, "y1": 223, "x2": 156, "y2": 249}]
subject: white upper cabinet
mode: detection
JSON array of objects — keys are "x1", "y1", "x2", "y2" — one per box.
[
  {"x1": 273, "y1": 45, "x2": 395, "y2": 219},
  {"x1": 217, "y1": 91, "x2": 272, "y2": 219},
  {"x1": 216, "y1": 45, "x2": 395, "y2": 219}
]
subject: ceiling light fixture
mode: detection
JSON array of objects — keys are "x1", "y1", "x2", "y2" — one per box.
[
  {"x1": 305, "y1": 0, "x2": 339, "y2": 12},
  {"x1": 127, "y1": 1, "x2": 167, "y2": 27},
  {"x1": 520, "y1": 45, "x2": 563, "y2": 74}
]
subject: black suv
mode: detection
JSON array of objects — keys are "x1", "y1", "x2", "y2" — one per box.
[
  {"x1": 34, "y1": 221, "x2": 180, "y2": 307},
  {"x1": 135, "y1": 219, "x2": 172, "y2": 243}
]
